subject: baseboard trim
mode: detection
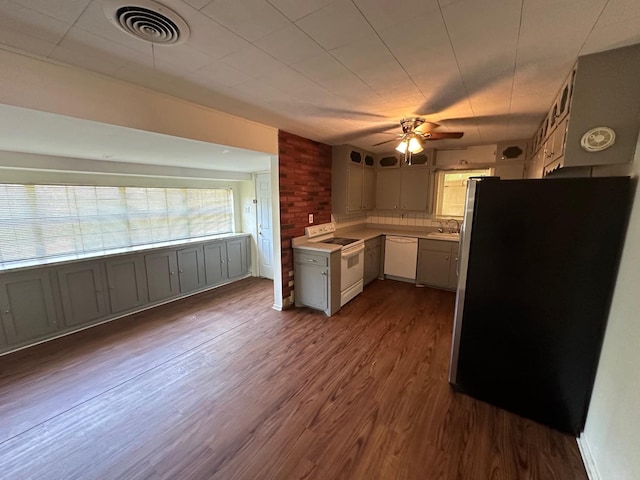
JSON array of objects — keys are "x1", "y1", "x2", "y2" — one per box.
[{"x1": 577, "y1": 434, "x2": 601, "y2": 480}]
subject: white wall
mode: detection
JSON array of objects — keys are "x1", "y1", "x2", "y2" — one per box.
[
  {"x1": 581, "y1": 141, "x2": 640, "y2": 480},
  {"x1": 0, "y1": 49, "x2": 278, "y2": 155}
]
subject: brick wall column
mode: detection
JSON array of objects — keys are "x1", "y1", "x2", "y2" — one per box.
[{"x1": 278, "y1": 130, "x2": 332, "y2": 307}]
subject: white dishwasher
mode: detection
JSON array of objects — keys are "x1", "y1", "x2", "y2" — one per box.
[{"x1": 384, "y1": 236, "x2": 418, "y2": 281}]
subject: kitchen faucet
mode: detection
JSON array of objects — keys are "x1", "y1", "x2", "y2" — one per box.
[
  {"x1": 448, "y1": 219, "x2": 460, "y2": 234},
  {"x1": 436, "y1": 220, "x2": 445, "y2": 233}
]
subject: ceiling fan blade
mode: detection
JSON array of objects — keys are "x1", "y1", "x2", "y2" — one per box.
[
  {"x1": 423, "y1": 131, "x2": 464, "y2": 140},
  {"x1": 372, "y1": 138, "x2": 398, "y2": 147},
  {"x1": 414, "y1": 121, "x2": 440, "y2": 133}
]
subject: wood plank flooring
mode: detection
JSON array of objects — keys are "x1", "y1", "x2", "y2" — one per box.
[{"x1": 0, "y1": 277, "x2": 588, "y2": 480}]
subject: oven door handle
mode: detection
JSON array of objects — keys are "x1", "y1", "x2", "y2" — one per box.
[{"x1": 341, "y1": 243, "x2": 365, "y2": 258}]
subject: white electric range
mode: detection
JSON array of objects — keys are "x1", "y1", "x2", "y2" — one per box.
[{"x1": 305, "y1": 223, "x2": 365, "y2": 307}]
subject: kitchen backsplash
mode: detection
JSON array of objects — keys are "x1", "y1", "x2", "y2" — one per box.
[{"x1": 333, "y1": 211, "x2": 441, "y2": 229}]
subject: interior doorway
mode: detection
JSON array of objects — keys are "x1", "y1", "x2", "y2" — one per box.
[{"x1": 256, "y1": 172, "x2": 274, "y2": 279}]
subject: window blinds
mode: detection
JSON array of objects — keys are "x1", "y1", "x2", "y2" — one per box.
[{"x1": 0, "y1": 184, "x2": 234, "y2": 265}]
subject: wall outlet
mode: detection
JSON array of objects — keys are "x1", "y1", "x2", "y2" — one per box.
[{"x1": 308, "y1": 213, "x2": 314, "y2": 224}]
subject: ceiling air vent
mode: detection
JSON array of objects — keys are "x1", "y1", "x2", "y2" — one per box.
[{"x1": 103, "y1": 0, "x2": 189, "y2": 45}]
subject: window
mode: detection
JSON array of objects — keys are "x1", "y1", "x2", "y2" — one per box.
[
  {"x1": 435, "y1": 169, "x2": 492, "y2": 218},
  {"x1": 0, "y1": 184, "x2": 234, "y2": 266}
]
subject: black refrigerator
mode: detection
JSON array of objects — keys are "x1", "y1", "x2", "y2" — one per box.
[{"x1": 448, "y1": 176, "x2": 630, "y2": 435}]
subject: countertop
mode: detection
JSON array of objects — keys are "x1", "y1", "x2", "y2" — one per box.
[{"x1": 292, "y1": 225, "x2": 459, "y2": 253}]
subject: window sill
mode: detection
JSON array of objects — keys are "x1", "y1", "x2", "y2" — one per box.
[{"x1": 0, "y1": 232, "x2": 249, "y2": 274}]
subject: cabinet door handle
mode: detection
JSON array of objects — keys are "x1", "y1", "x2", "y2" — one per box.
[
  {"x1": 445, "y1": 256, "x2": 450, "y2": 260},
  {"x1": 170, "y1": 271, "x2": 175, "y2": 275},
  {"x1": 321, "y1": 271, "x2": 327, "y2": 276},
  {"x1": 2, "y1": 309, "x2": 10, "y2": 314},
  {"x1": 179, "y1": 269, "x2": 184, "y2": 273},
  {"x1": 306, "y1": 258, "x2": 317, "y2": 263}
]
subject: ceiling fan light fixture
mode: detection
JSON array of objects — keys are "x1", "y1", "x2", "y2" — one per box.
[
  {"x1": 408, "y1": 136, "x2": 423, "y2": 154},
  {"x1": 395, "y1": 139, "x2": 408, "y2": 154}
]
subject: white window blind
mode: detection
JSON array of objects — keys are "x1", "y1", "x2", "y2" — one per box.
[{"x1": 0, "y1": 184, "x2": 234, "y2": 265}]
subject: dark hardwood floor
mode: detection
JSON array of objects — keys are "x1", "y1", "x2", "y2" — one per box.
[{"x1": 0, "y1": 277, "x2": 587, "y2": 479}]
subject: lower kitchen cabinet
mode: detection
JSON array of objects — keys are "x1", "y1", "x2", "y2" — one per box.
[
  {"x1": 177, "y1": 245, "x2": 205, "y2": 293},
  {"x1": 0, "y1": 270, "x2": 58, "y2": 345},
  {"x1": 364, "y1": 237, "x2": 382, "y2": 286},
  {"x1": 448, "y1": 246, "x2": 459, "y2": 290},
  {"x1": 58, "y1": 263, "x2": 109, "y2": 327},
  {"x1": 105, "y1": 255, "x2": 148, "y2": 314},
  {"x1": 417, "y1": 239, "x2": 459, "y2": 290},
  {"x1": 145, "y1": 250, "x2": 180, "y2": 302},
  {"x1": 295, "y1": 252, "x2": 328, "y2": 311},
  {"x1": 294, "y1": 249, "x2": 341, "y2": 316}
]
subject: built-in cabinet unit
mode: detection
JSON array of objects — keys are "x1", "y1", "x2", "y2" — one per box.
[
  {"x1": 417, "y1": 239, "x2": 459, "y2": 290},
  {"x1": 58, "y1": 262, "x2": 109, "y2": 327},
  {"x1": 0, "y1": 235, "x2": 251, "y2": 355},
  {"x1": 364, "y1": 236, "x2": 382, "y2": 286},
  {"x1": 529, "y1": 43, "x2": 640, "y2": 177},
  {"x1": 332, "y1": 145, "x2": 376, "y2": 214},
  {"x1": 204, "y1": 238, "x2": 248, "y2": 285},
  {"x1": 294, "y1": 249, "x2": 341, "y2": 316},
  {"x1": 0, "y1": 270, "x2": 58, "y2": 345}
]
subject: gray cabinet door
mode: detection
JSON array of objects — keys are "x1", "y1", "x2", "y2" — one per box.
[
  {"x1": 296, "y1": 263, "x2": 328, "y2": 310},
  {"x1": 204, "y1": 241, "x2": 228, "y2": 285},
  {"x1": 58, "y1": 263, "x2": 108, "y2": 327},
  {"x1": 0, "y1": 271, "x2": 58, "y2": 345},
  {"x1": 105, "y1": 255, "x2": 147, "y2": 314},
  {"x1": 448, "y1": 250, "x2": 459, "y2": 290},
  {"x1": 364, "y1": 245, "x2": 381, "y2": 286},
  {"x1": 375, "y1": 169, "x2": 401, "y2": 210},
  {"x1": 145, "y1": 251, "x2": 179, "y2": 302},
  {"x1": 177, "y1": 245, "x2": 205, "y2": 293},
  {"x1": 347, "y1": 164, "x2": 363, "y2": 212},
  {"x1": 362, "y1": 166, "x2": 375, "y2": 210},
  {"x1": 417, "y1": 249, "x2": 451, "y2": 288},
  {"x1": 401, "y1": 167, "x2": 430, "y2": 210},
  {"x1": 227, "y1": 238, "x2": 248, "y2": 279}
]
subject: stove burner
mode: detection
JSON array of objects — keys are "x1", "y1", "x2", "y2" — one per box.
[{"x1": 319, "y1": 237, "x2": 359, "y2": 246}]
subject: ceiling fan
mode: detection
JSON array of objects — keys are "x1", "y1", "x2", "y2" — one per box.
[{"x1": 373, "y1": 117, "x2": 464, "y2": 164}]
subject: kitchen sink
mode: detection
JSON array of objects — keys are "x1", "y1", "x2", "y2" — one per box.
[{"x1": 426, "y1": 232, "x2": 460, "y2": 241}]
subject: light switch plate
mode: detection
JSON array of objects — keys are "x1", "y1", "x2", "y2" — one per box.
[{"x1": 308, "y1": 213, "x2": 313, "y2": 224}]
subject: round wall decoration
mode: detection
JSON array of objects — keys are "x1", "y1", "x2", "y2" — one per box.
[{"x1": 580, "y1": 127, "x2": 616, "y2": 152}]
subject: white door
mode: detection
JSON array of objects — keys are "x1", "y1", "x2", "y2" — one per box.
[{"x1": 256, "y1": 173, "x2": 274, "y2": 279}]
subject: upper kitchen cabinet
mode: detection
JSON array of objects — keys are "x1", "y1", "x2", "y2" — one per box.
[
  {"x1": 375, "y1": 158, "x2": 433, "y2": 211},
  {"x1": 535, "y1": 43, "x2": 640, "y2": 175},
  {"x1": 332, "y1": 145, "x2": 376, "y2": 214},
  {"x1": 434, "y1": 145, "x2": 496, "y2": 169},
  {"x1": 494, "y1": 140, "x2": 528, "y2": 180}
]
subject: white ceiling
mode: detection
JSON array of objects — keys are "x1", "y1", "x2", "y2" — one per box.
[{"x1": 1, "y1": 0, "x2": 640, "y2": 166}]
